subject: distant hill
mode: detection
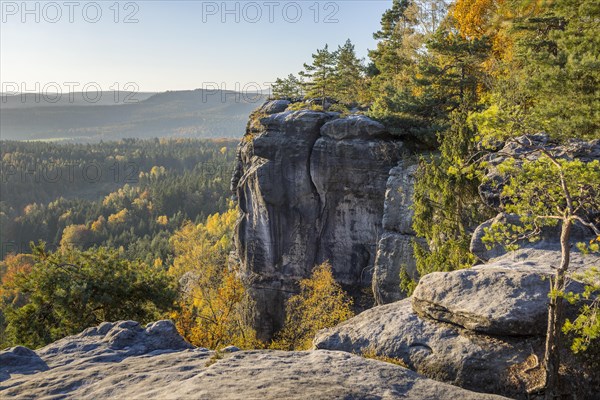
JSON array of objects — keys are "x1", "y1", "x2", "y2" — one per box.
[
  {"x1": 0, "y1": 90, "x2": 266, "y2": 141},
  {"x1": 0, "y1": 91, "x2": 157, "y2": 109}
]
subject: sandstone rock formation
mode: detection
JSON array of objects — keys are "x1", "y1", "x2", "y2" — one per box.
[
  {"x1": 315, "y1": 248, "x2": 600, "y2": 399},
  {"x1": 478, "y1": 134, "x2": 600, "y2": 210},
  {"x1": 0, "y1": 321, "x2": 508, "y2": 400},
  {"x1": 315, "y1": 298, "x2": 541, "y2": 397},
  {"x1": 412, "y1": 263, "x2": 586, "y2": 337},
  {"x1": 231, "y1": 101, "x2": 408, "y2": 339},
  {"x1": 473, "y1": 134, "x2": 600, "y2": 261},
  {"x1": 372, "y1": 161, "x2": 424, "y2": 305}
]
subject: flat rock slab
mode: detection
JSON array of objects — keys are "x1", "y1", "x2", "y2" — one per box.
[
  {"x1": 314, "y1": 299, "x2": 540, "y2": 398},
  {"x1": 0, "y1": 322, "x2": 507, "y2": 400}
]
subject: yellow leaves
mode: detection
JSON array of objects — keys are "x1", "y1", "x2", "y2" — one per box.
[
  {"x1": 108, "y1": 208, "x2": 129, "y2": 225},
  {"x1": 447, "y1": 165, "x2": 460, "y2": 176},
  {"x1": 23, "y1": 203, "x2": 39, "y2": 215},
  {"x1": 90, "y1": 216, "x2": 106, "y2": 232},
  {"x1": 132, "y1": 197, "x2": 147, "y2": 210},
  {"x1": 168, "y1": 205, "x2": 257, "y2": 349},
  {"x1": 271, "y1": 262, "x2": 354, "y2": 350},
  {"x1": 60, "y1": 224, "x2": 92, "y2": 250},
  {"x1": 150, "y1": 166, "x2": 166, "y2": 179},
  {"x1": 0, "y1": 253, "x2": 34, "y2": 298},
  {"x1": 175, "y1": 268, "x2": 257, "y2": 350},
  {"x1": 411, "y1": 86, "x2": 425, "y2": 98},
  {"x1": 59, "y1": 210, "x2": 73, "y2": 221},
  {"x1": 156, "y1": 215, "x2": 168, "y2": 225},
  {"x1": 453, "y1": 0, "x2": 497, "y2": 39}
]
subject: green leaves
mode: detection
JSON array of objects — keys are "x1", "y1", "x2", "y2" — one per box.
[
  {"x1": 299, "y1": 44, "x2": 338, "y2": 102},
  {"x1": 471, "y1": 0, "x2": 600, "y2": 142},
  {"x1": 4, "y1": 243, "x2": 177, "y2": 348},
  {"x1": 562, "y1": 267, "x2": 600, "y2": 354}
]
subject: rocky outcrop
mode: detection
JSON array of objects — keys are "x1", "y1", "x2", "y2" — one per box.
[
  {"x1": 315, "y1": 248, "x2": 600, "y2": 399},
  {"x1": 478, "y1": 134, "x2": 600, "y2": 210},
  {"x1": 315, "y1": 298, "x2": 541, "y2": 397},
  {"x1": 372, "y1": 161, "x2": 424, "y2": 305},
  {"x1": 0, "y1": 346, "x2": 47, "y2": 382},
  {"x1": 0, "y1": 321, "x2": 508, "y2": 400},
  {"x1": 472, "y1": 134, "x2": 600, "y2": 261},
  {"x1": 232, "y1": 101, "x2": 408, "y2": 339}
]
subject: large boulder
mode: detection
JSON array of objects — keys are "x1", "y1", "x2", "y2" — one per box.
[
  {"x1": 0, "y1": 346, "x2": 47, "y2": 382},
  {"x1": 259, "y1": 99, "x2": 291, "y2": 115},
  {"x1": 411, "y1": 264, "x2": 585, "y2": 336},
  {"x1": 36, "y1": 320, "x2": 193, "y2": 368},
  {"x1": 471, "y1": 213, "x2": 597, "y2": 262},
  {"x1": 0, "y1": 322, "x2": 507, "y2": 400},
  {"x1": 372, "y1": 232, "x2": 423, "y2": 304},
  {"x1": 315, "y1": 248, "x2": 600, "y2": 399},
  {"x1": 320, "y1": 114, "x2": 389, "y2": 140},
  {"x1": 314, "y1": 299, "x2": 540, "y2": 398},
  {"x1": 479, "y1": 134, "x2": 600, "y2": 210}
]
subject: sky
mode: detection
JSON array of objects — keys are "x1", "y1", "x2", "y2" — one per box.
[{"x1": 1, "y1": 1, "x2": 392, "y2": 93}]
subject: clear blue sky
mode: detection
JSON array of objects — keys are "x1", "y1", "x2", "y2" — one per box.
[{"x1": 1, "y1": 1, "x2": 392, "y2": 93}]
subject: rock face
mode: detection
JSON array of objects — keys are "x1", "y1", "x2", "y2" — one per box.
[
  {"x1": 478, "y1": 134, "x2": 600, "y2": 210},
  {"x1": 372, "y1": 161, "x2": 423, "y2": 305},
  {"x1": 0, "y1": 346, "x2": 47, "y2": 382},
  {"x1": 412, "y1": 264, "x2": 586, "y2": 337},
  {"x1": 315, "y1": 248, "x2": 600, "y2": 399},
  {"x1": 232, "y1": 101, "x2": 408, "y2": 339},
  {"x1": 0, "y1": 321, "x2": 508, "y2": 400},
  {"x1": 473, "y1": 134, "x2": 600, "y2": 261}
]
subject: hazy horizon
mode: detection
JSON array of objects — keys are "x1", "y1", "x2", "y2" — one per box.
[{"x1": 1, "y1": 1, "x2": 391, "y2": 93}]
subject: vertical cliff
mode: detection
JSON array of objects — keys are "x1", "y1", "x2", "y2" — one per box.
[
  {"x1": 372, "y1": 161, "x2": 424, "y2": 305},
  {"x1": 231, "y1": 101, "x2": 412, "y2": 340}
]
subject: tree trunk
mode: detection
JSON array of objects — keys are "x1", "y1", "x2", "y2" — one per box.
[{"x1": 543, "y1": 218, "x2": 571, "y2": 399}]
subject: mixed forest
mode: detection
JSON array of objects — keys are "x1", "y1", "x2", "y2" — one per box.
[{"x1": 1, "y1": 3, "x2": 598, "y2": 393}]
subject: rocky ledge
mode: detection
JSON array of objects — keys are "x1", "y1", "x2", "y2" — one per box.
[
  {"x1": 0, "y1": 320, "x2": 507, "y2": 400},
  {"x1": 314, "y1": 248, "x2": 600, "y2": 399}
]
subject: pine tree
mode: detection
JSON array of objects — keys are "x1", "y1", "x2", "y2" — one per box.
[
  {"x1": 368, "y1": 0, "x2": 422, "y2": 120},
  {"x1": 470, "y1": 0, "x2": 600, "y2": 142},
  {"x1": 333, "y1": 39, "x2": 367, "y2": 106},
  {"x1": 481, "y1": 148, "x2": 600, "y2": 399},
  {"x1": 271, "y1": 74, "x2": 303, "y2": 100},
  {"x1": 299, "y1": 44, "x2": 338, "y2": 106}
]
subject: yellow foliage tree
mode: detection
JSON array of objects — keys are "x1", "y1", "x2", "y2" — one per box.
[
  {"x1": 107, "y1": 208, "x2": 129, "y2": 225},
  {"x1": 452, "y1": 0, "x2": 548, "y2": 70},
  {"x1": 0, "y1": 253, "x2": 34, "y2": 306},
  {"x1": 453, "y1": 0, "x2": 498, "y2": 39},
  {"x1": 90, "y1": 216, "x2": 106, "y2": 232},
  {"x1": 0, "y1": 253, "x2": 35, "y2": 345},
  {"x1": 169, "y1": 205, "x2": 258, "y2": 349},
  {"x1": 271, "y1": 262, "x2": 354, "y2": 351},
  {"x1": 60, "y1": 224, "x2": 93, "y2": 250}
]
